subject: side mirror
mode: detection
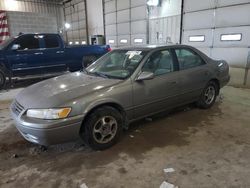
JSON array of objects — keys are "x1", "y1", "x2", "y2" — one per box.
[
  {"x1": 136, "y1": 71, "x2": 154, "y2": 81},
  {"x1": 11, "y1": 44, "x2": 20, "y2": 51}
]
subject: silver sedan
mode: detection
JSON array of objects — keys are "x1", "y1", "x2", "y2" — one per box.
[{"x1": 10, "y1": 45, "x2": 230, "y2": 150}]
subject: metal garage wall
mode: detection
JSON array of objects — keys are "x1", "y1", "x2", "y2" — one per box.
[
  {"x1": 148, "y1": 0, "x2": 182, "y2": 45},
  {"x1": 182, "y1": 0, "x2": 250, "y2": 86},
  {"x1": 104, "y1": 0, "x2": 147, "y2": 47},
  {"x1": 64, "y1": 0, "x2": 88, "y2": 45}
]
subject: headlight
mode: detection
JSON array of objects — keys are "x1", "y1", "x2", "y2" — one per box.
[{"x1": 26, "y1": 108, "x2": 71, "y2": 120}]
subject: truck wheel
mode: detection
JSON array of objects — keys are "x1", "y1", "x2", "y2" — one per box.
[
  {"x1": 81, "y1": 106, "x2": 123, "y2": 150},
  {"x1": 197, "y1": 81, "x2": 218, "y2": 109},
  {"x1": 0, "y1": 69, "x2": 6, "y2": 90},
  {"x1": 82, "y1": 55, "x2": 97, "y2": 68}
]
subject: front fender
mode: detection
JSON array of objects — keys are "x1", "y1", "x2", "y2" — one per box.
[{"x1": 83, "y1": 97, "x2": 124, "y2": 115}]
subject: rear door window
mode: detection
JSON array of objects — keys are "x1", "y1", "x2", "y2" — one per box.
[
  {"x1": 14, "y1": 35, "x2": 40, "y2": 50},
  {"x1": 175, "y1": 48, "x2": 205, "y2": 70},
  {"x1": 44, "y1": 35, "x2": 60, "y2": 48}
]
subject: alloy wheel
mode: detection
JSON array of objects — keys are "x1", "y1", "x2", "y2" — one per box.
[{"x1": 92, "y1": 116, "x2": 118, "y2": 144}]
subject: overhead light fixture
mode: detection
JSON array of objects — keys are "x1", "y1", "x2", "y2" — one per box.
[
  {"x1": 147, "y1": 0, "x2": 160, "y2": 6},
  {"x1": 5, "y1": 0, "x2": 18, "y2": 11},
  {"x1": 64, "y1": 22, "x2": 71, "y2": 29}
]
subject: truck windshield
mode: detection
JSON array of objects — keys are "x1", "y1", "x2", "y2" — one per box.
[
  {"x1": 0, "y1": 37, "x2": 15, "y2": 50},
  {"x1": 86, "y1": 50, "x2": 147, "y2": 79}
]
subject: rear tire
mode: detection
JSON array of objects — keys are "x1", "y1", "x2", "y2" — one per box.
[
  {"x1": 197, "y1": 81, "x2": 218, "y2": 109},
  {"x1": 81, "y1": 106, "x2": 123, "y2": 150},
  {"x1": 82, "y1": 55, "x2": 97, "y2": 68},
  {"x1": 0, "y1": 69, "x2": 6, "y2": 90}
]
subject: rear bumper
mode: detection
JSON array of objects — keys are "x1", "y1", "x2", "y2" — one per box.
[
  {"x1": 11, "y1": 110, "x2": 84, "y2": 146},
  {"x1": 220, "y1": 75, "x2": 230, "y2": 88}
]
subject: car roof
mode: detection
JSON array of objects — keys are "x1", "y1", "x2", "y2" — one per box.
[{"x1": 115, "y1": 44, "x2": 192, "y2": 51}]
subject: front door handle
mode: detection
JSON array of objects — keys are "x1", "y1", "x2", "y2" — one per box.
[
  {"x1": 56, "y1": 51, "x2": 64, "y2": 54},
  {"x1": 34, "y1": 52, "x2": 43, "y2": 55}
]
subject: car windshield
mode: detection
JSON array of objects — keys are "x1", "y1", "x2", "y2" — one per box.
[
  {"x1": 0, "y1": 37, "x2": 15, "y2": 50},
  {"x1": 86, "y1": 50, "x2": 147, "y2": 79}
]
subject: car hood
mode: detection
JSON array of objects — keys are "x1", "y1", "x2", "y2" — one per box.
[{"x1": 16, "y1": 72, "x2": 122, "y2": 109}]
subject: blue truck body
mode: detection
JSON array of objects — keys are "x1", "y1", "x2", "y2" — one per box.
[{"x1": 0, "y1": 33, "x2": 110, "y2": 88}]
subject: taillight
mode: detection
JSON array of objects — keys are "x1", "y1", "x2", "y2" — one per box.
[{"x1": 107, "y1": 47, "x2": 112, "y2": 52}]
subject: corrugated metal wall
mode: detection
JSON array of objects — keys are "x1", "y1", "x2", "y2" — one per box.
[
  {"x1": 7, "y1": 11, "x2": 58, "y2": 36},
  {"x1": 63, "y1": 0, "x2": 88, "y2": 45},
  {"x1": 104, "y1": 0, "x2": 148, "y2": 47},
  {"x1": 0, "y1": 0, "x2": 63, "y2": 30}
]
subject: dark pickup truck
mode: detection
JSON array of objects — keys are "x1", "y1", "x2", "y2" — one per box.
[{"x1": 0, "y1": 33, "x2": 111, "y2": 89}]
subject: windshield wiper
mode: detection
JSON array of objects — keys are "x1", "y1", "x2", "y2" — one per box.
[
  {"x1": 81, "y1": 69, "x2": 89, "y2": 74},
  {"x1": 92, "y1": 72, "x2": 109, "y2": 78}
]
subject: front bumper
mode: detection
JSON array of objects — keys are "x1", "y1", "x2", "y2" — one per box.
[{"x1": 10, "y1": 108, "x2": 85, "y2": 146}]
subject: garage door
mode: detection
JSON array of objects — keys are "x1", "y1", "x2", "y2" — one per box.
[
  {"x1": 104, "y1": 0, "x2": 147, "y2": 47},
  {"x1": 182, "y1": 0, "x2": 250, "y2": 86},
  {"x1": 64, "y1": 0, "x2": 88, "y2": 45}
]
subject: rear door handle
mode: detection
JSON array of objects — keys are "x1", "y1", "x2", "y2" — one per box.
[
  {"x1": 56, "y1": 51, "x2": 64, "y2": 54},
  {"x1": 34, "y1": 52, "x2": 43, "y2": 55}
]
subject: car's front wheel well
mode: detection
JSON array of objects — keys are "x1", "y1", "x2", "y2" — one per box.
[{"x1": 80, "y1": 103, "x2": 127, "y2": 134}]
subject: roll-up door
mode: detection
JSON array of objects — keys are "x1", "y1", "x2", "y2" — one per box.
[
  {"x1": 182, "y1": 0, "x2": 250, "y2": 86},
  {"x1": 104, "y1": 0, "x2": 147, "y2": 47}
]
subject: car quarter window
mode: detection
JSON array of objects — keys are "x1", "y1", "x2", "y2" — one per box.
[
  {"x1": 14, "y1": 35, "x2": 40, "y2": 50},
  {"x1": 44, "y1": 35, "x2": 60, "y2": 48},
  {"x1": 175, "y1": 48, "x2": 205, "y2": 70},
  {"x1": 142, "y1": 49, "x2": 175, "y2": 76}
]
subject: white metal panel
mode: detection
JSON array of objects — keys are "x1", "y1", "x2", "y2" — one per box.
[
  {"x1": 211, "y1": 48, "x2": 249, "y2": 67},
  {"x1": 131, "y1": 20, "x2": 147, "y2": 34},
  {"x1": 117, "y1": 22, "x2": 130, "y2": 35},
  {"x1": 149, "y1": 15, "x2": 181, "y2": 44},
  {"x1": 105, "y1": 24, "x2": 117, "y2": 35},
  {"x1": 105, "y1": 0, "x2": 116, "y2": 13},
  {"x1": 183, "y1": 29, "x2": 214, "y2": 47},
  {"x1": 183, "y1": 10, "x2": 214, "y2": 30},
  {"x1": 213, "y1": 26, "x2": 250, "y2": 48},
  {"x1": 217, "y1": 0, "x2": 250, "y2": 7},
  {"x1": 131, "y1": 6, "x2": 147, "y2": 21},
  {"x1": 105, "y1": 12, "x2": 116, "y2": 25},
  {"x1": 196, "y1": 47, "x2": 211, "y2": 57},
  {"x1": 117, "y1": 0, "x2": 130, "y2": 10},
  {"x1": 184, "y1": 0, "x2": 216, "y2": 13},
  {"x1": 131, "y1": 0, "x2": 146, "y2": 7},
  {"x1": 117, "y1": 9, "x2": 129, "y2": 23},
  {"x1": 215, "y1": 4, "x2": 250, "y2": 28}
]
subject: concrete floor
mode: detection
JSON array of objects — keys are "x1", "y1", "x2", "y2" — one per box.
[{"x1": 0, "y1": 86, "x2": 250, "y2": 188}]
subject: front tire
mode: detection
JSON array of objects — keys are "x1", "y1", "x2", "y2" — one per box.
[
  {"x1": 81, "y1": 106, "x2": 123, "y2": 150},
  {"x1": 197, "y1": 81, "x2": 218, "y2": 109},
  {"x1": 0, "y1": 69, "x2": 6, "y2": 90}
]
